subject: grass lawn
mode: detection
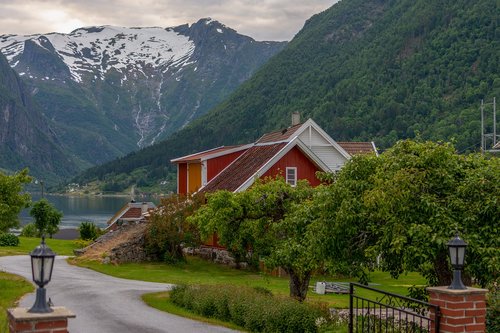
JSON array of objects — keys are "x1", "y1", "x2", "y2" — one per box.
[
  {"x1": 0, "y1": 237, "x2": 80, "y2": 257},
  {"x1": 73, "y1": 256, "x2": 426, "y2": 308},
  {"x1": 0, "y1": 272, "x2": 34, "y2": 332}
]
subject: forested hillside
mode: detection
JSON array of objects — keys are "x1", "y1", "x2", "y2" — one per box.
[{"x1": 73, "y1": 0, "x2": 499, "y2": 192}]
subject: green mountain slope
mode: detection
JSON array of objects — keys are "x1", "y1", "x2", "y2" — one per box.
[{"x1": 73, "y1": 0, "x2": 500, "y2": 191}]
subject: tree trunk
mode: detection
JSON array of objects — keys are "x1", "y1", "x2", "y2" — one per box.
[
  {"x1": 288, "y1": 269, "x2": 312, "y2": 302},
  {"x1": 433, "y1": 252, "x2": 453, "y2": 286},
  {"x1": 433, "y1": 251, "x2": 471, "y2": 287}
]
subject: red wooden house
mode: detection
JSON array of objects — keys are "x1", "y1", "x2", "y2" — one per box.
[{"x1": 171, "y1": 117, "x2": 377, "y2": 195}]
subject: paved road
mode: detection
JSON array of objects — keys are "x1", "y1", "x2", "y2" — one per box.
[{"x1": 0, "y1": 256, "x2": 238, "y2": 333}]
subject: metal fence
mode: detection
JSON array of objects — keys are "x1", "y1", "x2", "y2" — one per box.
[{"x1": 349, "y1": 283, "x2": 440, "y2": 333}]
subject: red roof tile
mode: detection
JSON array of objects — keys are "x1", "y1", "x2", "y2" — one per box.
[
  {"x1": 256, "y1": 123, "x2": 303, "y2": 143},
  {"x1": 172, "y1": 145, "x2": 246, "y2": 163},
  {"x1": 121, "y1": 207, "x2": 143, "y2": 219},
  {"x1": 337, "y1": 142, "x2": 376, "y2": 155},
  {"x1": 200, "y1": 143, "x2": 286, "y2": 193}
]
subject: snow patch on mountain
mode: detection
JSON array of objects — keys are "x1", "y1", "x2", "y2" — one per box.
[{"x1": 0, "y1": 26, "x2": 195, "y2": 83}]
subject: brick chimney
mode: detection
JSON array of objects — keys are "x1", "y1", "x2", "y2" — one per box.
[{"x1": 292, "y1": 112, "x2": 300, "y2": 126}]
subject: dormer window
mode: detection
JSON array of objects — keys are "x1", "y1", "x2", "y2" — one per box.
[{"x1": 286, "y1": 167, "x2": 297, "y2": 186}]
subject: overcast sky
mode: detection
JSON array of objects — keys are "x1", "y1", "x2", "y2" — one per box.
[{"x1": 0, "y1": 0, "x2": 338, "y2": 41}]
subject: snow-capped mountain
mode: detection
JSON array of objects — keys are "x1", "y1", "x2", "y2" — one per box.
[
  {"x1": 1, "y1": 25, "x2": 196, "y2": 83},
  {"x1": 0, "y1": 19, "x2": 286, "y2": 173}
]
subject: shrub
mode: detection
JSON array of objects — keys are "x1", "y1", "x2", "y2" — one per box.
[
  {"x1": 79, "y1": 222, "x2": 102, "y2": 241},
  {"x1": 73, "y1": 239, "x2": 92, "y2": 249},
  {"x1": 20, "y1": 223, "x2": 38, "y2": 237},
  {"x1": 0, "y1": 233, "x2": 20, "y2": 246},
  {"x1": 170, "y1": 284, "x2": 330, "y2": 332},
  {"x1": 487, "y1": 280, "x2": 499, "y2": 333},
  {"x1": 145, "y1": 194, "x2": 203, "y2": 263}
]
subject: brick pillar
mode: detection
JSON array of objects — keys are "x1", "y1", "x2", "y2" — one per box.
[
  {"x1": 427, "y1": 286, "x2": 488, "y2": 333},
  {"x1": 7, "y1": 307, "x2": 75, "y2": 333}
]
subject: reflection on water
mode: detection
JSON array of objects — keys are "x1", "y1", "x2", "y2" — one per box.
[{"x1": 20, "y1": 194, "x2": 159, "y2": 229}]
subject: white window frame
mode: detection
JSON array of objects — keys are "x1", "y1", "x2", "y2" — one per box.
[{"x1": 286, "y1": 167, "x2": 297, "y2": 187}]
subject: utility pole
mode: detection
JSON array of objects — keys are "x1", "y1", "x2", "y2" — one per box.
[
  {"x1": 481, "y1": 99, "x2": 485, "y2": 152},
  {"x1": 494, "y1": 97, "x2": 497, "y2": 147},
  {"x1": 40, "y1": 180, "x2": 44, "y2": 198},
  {"x1": 481, "y1": 97, "x2": 498, "y2": 153}
]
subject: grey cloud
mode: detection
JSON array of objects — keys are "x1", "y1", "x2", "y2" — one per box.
[{"x1": 0, "y1": 0, "x2": 337, "y2": 40}]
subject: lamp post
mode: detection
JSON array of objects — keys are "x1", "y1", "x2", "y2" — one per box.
[
  {"x1": 28, "y1": 236, "x2": 56, "y2": 313},
  {"x1": 447, "y1": 233, "x2": 467, "y2": 290}
]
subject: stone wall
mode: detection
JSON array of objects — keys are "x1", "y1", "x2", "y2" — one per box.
[
  {"x1": 184, "y1": 246, "x2": 243, "y2": 268},
  {"x1": 75, "y1": 223, "x2": 154, "y2": 264},
  {"x1": 104, "y1": 230, "x2": 154, "y2": 264}
]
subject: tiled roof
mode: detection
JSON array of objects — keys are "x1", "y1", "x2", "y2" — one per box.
[
  {"x1": 121, "y1": 207, "x2": 143, "y2": 219},
  {"x1": 337, "y1": 142, "x2": 376, "y2": 155},
  {"x1": 171, "y1": 145, "x2": 245, "y2": 163},
  {"x1": 256, "y1": 123, "x2": 303, "y2": 143},
  {"x1": 200, "y1": 143, "x2": 286, "y2": 193}
]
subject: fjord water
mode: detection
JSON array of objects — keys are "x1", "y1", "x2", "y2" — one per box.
[{"x1": 20, "y1": 194, "x2": 158, "y2": 229}]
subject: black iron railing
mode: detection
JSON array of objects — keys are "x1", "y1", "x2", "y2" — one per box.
[{"x1": 349, "y1": 283, "x2": 440, "y2": 333}]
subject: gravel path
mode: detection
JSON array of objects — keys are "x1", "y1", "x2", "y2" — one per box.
[{"x1": 0, "y1": 255, "x2": 238, "y2": 333}]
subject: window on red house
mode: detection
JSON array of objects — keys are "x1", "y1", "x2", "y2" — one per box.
[{"x1": 286, "y1": 167, "x2": 297, "y2": 186}]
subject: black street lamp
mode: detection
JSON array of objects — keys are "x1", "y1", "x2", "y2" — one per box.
[
  {"x1": 28, "y1": 236, "x2": 56, "y2": 313},
  {"x1": 447, "y1": 233, "x2": 467, "y2": 290}
]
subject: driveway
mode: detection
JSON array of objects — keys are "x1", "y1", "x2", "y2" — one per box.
[{"x1": 0, "y1": 256, "x2": 238, "y2": 333}]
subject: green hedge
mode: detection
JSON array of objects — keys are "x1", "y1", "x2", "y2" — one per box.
[{"x1": 170, "y1": 284, "x2": 330, "y2": 332}]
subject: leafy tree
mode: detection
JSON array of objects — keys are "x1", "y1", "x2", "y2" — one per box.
[
  {"x1": 190, "y1": 177, "x2": 319, "y2": 301},
  {"x1": 145, "y1": 194, "x2": 203, "y2": 263},
  {"x1": 363, "y1": 140, "x2": 499, "y2": 286},
  {"x1": 29, "y1": 199, "x2": 63, "y2": 238},
  {"x1": 190, "y1": 190, "x2": 258, "y2": 268},
  {"x1": 314, "y1": 140, "x2": 499, "y2": 287},
  {"x1": 0, "y1": 169, "x2": 32, "y2": 232}
]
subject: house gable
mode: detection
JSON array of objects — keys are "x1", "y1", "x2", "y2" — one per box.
[
  {"x1": 261, "y1": 146, "x2": 322, "y2": 187},
  {"x1": 235, "y1": 138, "x2": 329, "y2": 192}
]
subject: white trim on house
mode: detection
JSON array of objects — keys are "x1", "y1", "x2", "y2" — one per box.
[
  {"x1": 200, "y1": 144, "x2": 253, "y2": 161},
  {"x1": 202, "y1": 160, "x2": 207, "y2": 186},
  {"x1": 296, "y1": 119, "x2": 352, "y2": 160},
  {"x1": 371, "y1": 141, "x2": 379, "y2": 156},
  {"x1": 171, "y1": 144, "x2": 252, "y2": 163},
  {"x1": 171, "y1": 146, "x2": 225, "y2": 163}
]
